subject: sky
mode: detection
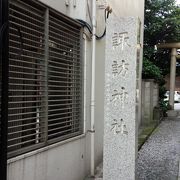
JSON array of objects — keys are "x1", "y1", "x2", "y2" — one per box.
[{"x1": 176, "y1": 0, "x2": 180, "y2": 5}]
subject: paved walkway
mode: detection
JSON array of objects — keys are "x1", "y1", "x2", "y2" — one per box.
[{"x1": 136, "y1": 118, "x2": 180, "y2": 180}]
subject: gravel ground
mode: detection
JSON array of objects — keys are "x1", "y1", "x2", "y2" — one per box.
[{"x1": 136, "y1": 118, "x2": 180, "y2": 180}]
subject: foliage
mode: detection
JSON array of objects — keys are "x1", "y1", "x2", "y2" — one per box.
[
  {"x1": 159, "y1": 84, "x2": 167, "y2": 99},
  {"x1": 143, "y1": 0, "x2": 180, "y2": 114},
  {"x1": 159, "y1": 99, "x2": 170, "y2": 116},
  {"x1": 144, "y1": 0, "x2": 180, "y2": 76},
  {"x1": 144, "y1": 0, "x2": 180, "y2": 46},
  {"x1": 142, "y1": 57, "x2": 163, "y2": 82}
]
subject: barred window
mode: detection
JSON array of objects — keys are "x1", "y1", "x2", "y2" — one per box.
[{"x1": 8, "y1": 0, "x2": 83, "y2": 158}]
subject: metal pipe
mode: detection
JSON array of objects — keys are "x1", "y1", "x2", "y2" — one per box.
[
  {"x1": 83, "y1": 33, "x2": 87, "y2": 134},
  {"x1": 90, "y1": 0, "x2": 96, "y2": 177}
]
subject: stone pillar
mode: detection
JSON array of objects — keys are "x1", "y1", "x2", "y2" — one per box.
[
  {"x1": 103, "y1": 17, "x2": 140, "y2": 180},
  {"x1": 169, "y1": 48, "x2": 177, "y2": 109},
  {"x1": 141, "y1": 80, "x2": 159, "y2": 126}
]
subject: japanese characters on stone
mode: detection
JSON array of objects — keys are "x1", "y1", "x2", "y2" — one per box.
[
  {"x1": 112, "y1": 60, "x2": 129, "y2": 77},
  {"x1": 110, "y1": 31, "x2": 132, "y2": 136},
  {"x1": 104, "y1": 17, "x2": 138, "y2": 180},
  {"x1": 110, "y1": 87, "x2": 128, "y2": 108},
  {"x1": 112, "y1": 32, "x2": 131, "y2": 50},
  {"x1": 111, "y1": 119, "x2": 128, "y2": 135}
]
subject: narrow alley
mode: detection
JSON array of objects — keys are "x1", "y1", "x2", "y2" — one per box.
[{"x1": 137, "y1": 117, "x2": 180, "y2": 180}]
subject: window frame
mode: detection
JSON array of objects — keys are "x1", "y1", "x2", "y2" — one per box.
[{"x1": 8, "y1": 0, "x2": 84, "y2": 158}]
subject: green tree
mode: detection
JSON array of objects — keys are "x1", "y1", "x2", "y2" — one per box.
[
  {"x1": 144, "y1": 0, "x2": 180, "y2": 45},
  {"x1": 144, "y1": 0, "x2": 180, "y2": 76},
  {"x1": 143, "y1": 0, "x2": 180, "y2": 112}
]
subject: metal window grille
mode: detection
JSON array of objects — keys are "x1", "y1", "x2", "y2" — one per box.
[{"x1": 8, "y1": 0, "x2": 83, "y2": 157}]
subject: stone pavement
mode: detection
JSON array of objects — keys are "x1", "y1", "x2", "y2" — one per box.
[
  {"x1": 136, "y1": 118, "x2": 180, "y2": 180},
  {"x1": 86, "y1": 118, "x2": 180, "y2": 180}
]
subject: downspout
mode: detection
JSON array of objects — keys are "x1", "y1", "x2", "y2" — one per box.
[
  {"x1": 90, "y1": 0, "x2": 96, "y2": 177},
  {"x1": 83, "y1": 32, "x2": 87, "y2": 133}
]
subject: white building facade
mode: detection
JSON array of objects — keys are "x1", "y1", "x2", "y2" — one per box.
[{"x1": 7, "y1": 0, "x2": 145, "y2": 180}]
